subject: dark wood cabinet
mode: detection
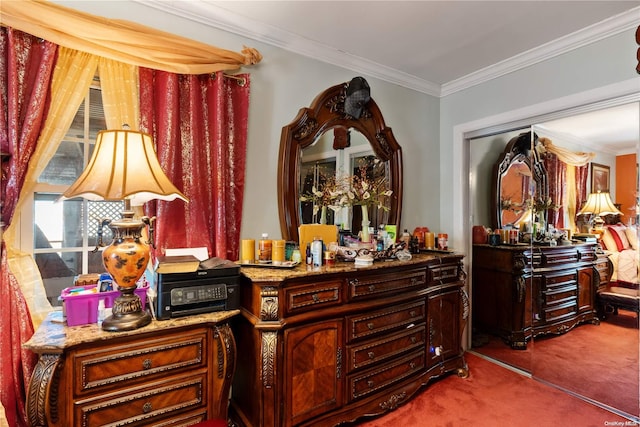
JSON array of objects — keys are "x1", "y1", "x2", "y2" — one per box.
[
  {"x1": 473, "y1": 243, "x2": 599, "y2": 349},
  {"x1": 231, "y1": 253, "x2": 468, "y2": 427},
  {"x1": 24, "y1": 311, "x2": 239, "y2": 427}
]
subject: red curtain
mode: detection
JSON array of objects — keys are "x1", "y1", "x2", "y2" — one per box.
[
  {"x1": 544, "y1": 153, "x2": 590, "y2": 229},
  {"x1": 139, "y1": 70, "x2": 250, "y2": 260},
  {"x1": 544, "y1": 153, "x2": 566, "y2": 228},
  {"x1": 0, "y1": 28, "x2": 57, "y2": 427},
  {"x1": 575, "y1": 163, "x2": 589, "y2": 212}
]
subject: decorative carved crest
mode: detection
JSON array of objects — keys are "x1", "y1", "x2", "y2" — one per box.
[{"x1": 260, "y1": 287, "x2": 279, "y2": 321}]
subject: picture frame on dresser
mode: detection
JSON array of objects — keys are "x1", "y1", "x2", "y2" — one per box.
[{"x1": 591, "y1": 163, "x2": 610, "y2": 192}]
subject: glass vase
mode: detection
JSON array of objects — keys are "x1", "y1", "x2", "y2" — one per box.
[{"x1": 361, "y1": 205, "x2": 370, "y2": 243}]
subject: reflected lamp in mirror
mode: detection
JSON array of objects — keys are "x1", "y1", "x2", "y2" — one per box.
[
  {"x1": 577, "y1": 191, "x2": 622, "y2": 231},
  {"x1": 61, "y1": 128, "x2": 188, "y2": 332}
]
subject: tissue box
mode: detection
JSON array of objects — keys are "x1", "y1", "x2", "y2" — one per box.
[{"x1": 61, "y1": 284, "x2": 148, "y2": 326}]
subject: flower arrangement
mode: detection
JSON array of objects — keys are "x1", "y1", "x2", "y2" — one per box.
[
  {"x1": 299, "y1": 173, "x2": 345, "y2": 216},
  {"x1": 501, "y1": 196, "x2": 560, "y2": 215},
  {"x1": 345, "y1": 158, "x2": 393, "y2": 210},
  {"x1": 531, "y1": 196, "x2": 560, "y2": 214},
  {"x1": 299, "y1": 157, "x2": 393, "y2": 218}
]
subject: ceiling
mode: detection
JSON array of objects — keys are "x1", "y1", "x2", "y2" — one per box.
[{"x1": 140, "y1": 0, "x2": 639, "y2": 154}]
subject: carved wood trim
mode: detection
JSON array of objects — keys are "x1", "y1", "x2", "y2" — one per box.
[
  {"x1": 261, "y1": 331, "x2": 277, "y2": 388},
  {"x1": 27, "y1": 353, "x2": 63, "y2": 427},
  {"x1": 260, "y1": 287, "x2": 279, "y2": 321},
  {"x1": 278, "y1": 79, "x2": 403, "y2": 241},
  {"x1": 214, "y1": 324, "x2": 236, "y2": 381}
]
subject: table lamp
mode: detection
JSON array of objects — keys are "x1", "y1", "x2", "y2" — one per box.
[
  {"x1": 577, "y1": 191, "x2": 622, "y2": 231},
  {"x1": 61, "y1": 127, "x2": 188, "y2": 331}
]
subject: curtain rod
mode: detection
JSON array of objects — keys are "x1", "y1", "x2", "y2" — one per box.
[{"x1": 213, "y1": 73, "x2": 246, "y2": 86}]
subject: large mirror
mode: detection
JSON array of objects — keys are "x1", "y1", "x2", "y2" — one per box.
[
  {"x1": 492, "y1": 131, "x2": 547, "y2": 231},
  {"x1": 470, "y1": 100, "x2": 639, "y2": 422},
  {"x1": 278, "y1": 78, "x2": 403, "y2": 242}
]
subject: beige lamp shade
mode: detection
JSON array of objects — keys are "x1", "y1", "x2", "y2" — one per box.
[
  {"x1": 61, "y1": 129, "x2": 188, "y2": 205},
  {"x1": 577, "y1": 191, "x2": 623, "y2": 217}
]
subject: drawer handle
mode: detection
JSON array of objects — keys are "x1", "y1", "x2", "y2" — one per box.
[
  {"x1": 410, "y1": 362, "x2": 416, "y2": 369},
  {"x1": 409, "y1": 310, "x2": 416, "y2": 317},
  {"x1": 367, "y1": 380, "x2": 374, "y2": 388},
  {"x1": 411, "y1": 336, "x2": 417, "y2": 344},
  {"x1": 142, "y1": 359, "x2": 152, "y2": 370},
  {"x1": 368, "y1": 284, "x2": 376, "y2": 292},
  {"x1": 367, "y1": 322, "x2": 374, "y2": 330},
  {"x1": 368, "y1": 351, "x2": 375, "y2": 360},
  {"x1": 143, "y1": 402, "x2": 153, "y2": 413},
  {"x1": 312, "y1": 293, "x2": 319, "y2": 302},
  {"x1": 411, "y1": 277, "x2": 418, "y2": 285}
]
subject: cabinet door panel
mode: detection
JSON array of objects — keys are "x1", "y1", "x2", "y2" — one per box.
[
  {"x1": 285, "y1": 319, "x2": 343, "y2": 427},
  {"x1": 427, "y1": 287, "x2": 461, "y2": 368},
  {"x1": 577, "y1": 267, "x2": 594, "y2": 312}
]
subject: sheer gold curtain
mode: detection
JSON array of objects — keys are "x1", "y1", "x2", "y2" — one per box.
[
  {"x1": 5, "y1": 48, "x2": 98, "y2": 327},
  {"x1": 1, "y1": 0, "x2": 262, "y2": 74},
  {"x1": 99, "y1": 58, "x2": 140, "y2": 130}
]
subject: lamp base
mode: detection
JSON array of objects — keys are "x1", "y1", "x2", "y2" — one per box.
[{"x1": 102, "y1": 291, "x2": 152, "y2": 332}]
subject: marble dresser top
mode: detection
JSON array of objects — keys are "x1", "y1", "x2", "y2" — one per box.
[
  {"x1": 239, "y1": 251, "x2": 462, "y2": 282},
  {"x1": 24, "y1": 309, "x2": 240, "y2": 353}
]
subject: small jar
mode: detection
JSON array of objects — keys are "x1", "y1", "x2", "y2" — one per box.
[
  {"x1": 437, "y1": 233, "x2": 448, "y2": 250},
  {"x1": 324, "y1": 251, "x2": 336, "y2": 266},
  {"x1": 258, "y1": 233, "x2": 272, "y2": 263}
]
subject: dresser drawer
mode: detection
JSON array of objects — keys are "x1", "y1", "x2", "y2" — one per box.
[
  {"x1": 544, "y1": 285, "x2": 576, "y2": 305},
  {"x1": 284, "y1": 279, "x2": 342, "y2": 315},
  {"x1": 346, "y1": 325, "x2": 425, "y2": 373},
  {"x1": 542, "y1": 270, "x2": 577, "y2": 288},
  {"x1": 348, "y1": 268, "x2": 426, "y2": 300},
  {"x1": 74, "y1": 329, "x2": 207, "y2": 395},
  {"x1": 346, "y1": 300, "x2": 425, "y2": 342},
  {"x1": 347, "y1": 350, "x2": 425, "y2": 401},
  {"x1": 75, "y1": 372, "x2": 207, "y2": 426},
  {"x1": 427, "y1": 263, "x2": 459, "y2": 284},
  {"x1": 538, "y1": 248, "x2": 580, "y2": 266},
  {"x1": 543, "y1": 300, "x2": 577, "y2": 323}
]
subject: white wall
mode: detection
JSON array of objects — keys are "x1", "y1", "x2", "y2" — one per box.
[
  {"x1": 440, "y1": 29, "x2": 639, "y2": 254},
  {"x1": 56, "y1": 1, "x2": 441, "y2": 245}
]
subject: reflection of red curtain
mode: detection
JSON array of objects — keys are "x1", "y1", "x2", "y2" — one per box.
[
  {"x1": 544, "y1": 153, "x2": 589, "y2": 229},
  {"x1": 544, "y1": 153, "x2": 566, "y2": 228},
  {"x1": 0, "y1": 28, "x2": 57, "y2": 427},
  {"x1": 139, "y1": 70, "x2": 249, "y2": 260},
  {"x1": 575, "y1": 163, "x2": 589, "y2": 212}
]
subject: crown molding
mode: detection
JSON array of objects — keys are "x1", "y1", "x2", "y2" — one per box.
[
  {"x1": 440, "y1": 6, "x2": 640, "y2": 97},
  {"x1": 137, "y1": 1, "x2": 639, "y2": 98}
]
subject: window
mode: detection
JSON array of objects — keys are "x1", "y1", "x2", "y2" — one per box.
[{"x1": 23, "y1": 80, "x2": 124, "y2": 306}]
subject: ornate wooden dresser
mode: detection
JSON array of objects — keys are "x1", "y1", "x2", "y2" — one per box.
[
  {"x1": 230, "y1": 253, "x2": 468, "y2": 427},
  {"x1": 24, "y1": 311, "x2": 239, "y2": 427},
  {"x1": 472, "y1": 243, "x2": 599, "y2": 349}
]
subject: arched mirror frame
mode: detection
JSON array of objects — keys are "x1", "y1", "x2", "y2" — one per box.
[
  {"x1": 278, "y1": 81, "x2": 403, "y2": 242},
  {"x1": 492, "y1": 132, "x2": 548, "y2": 230}
]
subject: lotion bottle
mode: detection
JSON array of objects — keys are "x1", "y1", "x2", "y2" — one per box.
[{"x1": 311, "y1": 236, "x2": 323, "y2": 267}]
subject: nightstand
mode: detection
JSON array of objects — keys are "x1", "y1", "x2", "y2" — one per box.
[{"x1": 25, "y1": 310, "x2": 239, "y2": 426}]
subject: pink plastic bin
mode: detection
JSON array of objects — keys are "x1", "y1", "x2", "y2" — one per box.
[{"x1": 61, "y1": 284, "x2": 148, "y2": 326}]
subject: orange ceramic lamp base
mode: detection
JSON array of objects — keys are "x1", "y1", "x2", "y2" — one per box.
[{"x1": 101, "y1": 212, "x2": 152, "y2": 332}]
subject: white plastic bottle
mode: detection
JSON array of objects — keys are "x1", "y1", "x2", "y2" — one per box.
[
  {"x1": 97, "y1": 300, "x2": 106, "y2": 325},
  {"x1": 311, "y1": 236, "x2": 323, "y2": 267}
]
